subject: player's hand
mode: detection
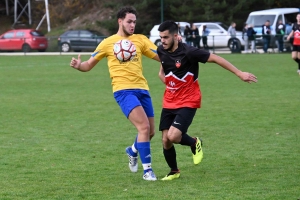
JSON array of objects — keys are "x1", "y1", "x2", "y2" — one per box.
[
  {"x1": 177, "y1": 35, "x2": 183, "y2": 42},
  {"x1": 70, "y1": 54, "x2": 81, "y2": 69},
  {"x1": 237, "y1": 71, "x2": 257, "y2": 83}
]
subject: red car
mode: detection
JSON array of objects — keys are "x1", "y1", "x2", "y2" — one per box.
[{"x1": 0, "y1": 29, "x2": 48, "y2": 52}]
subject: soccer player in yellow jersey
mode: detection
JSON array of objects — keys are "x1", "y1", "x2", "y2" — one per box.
[{"x1": 70, "y1": 6, "x2": 160, "y2": 181}]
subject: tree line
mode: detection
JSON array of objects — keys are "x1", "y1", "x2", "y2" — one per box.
[{"x1": 17, "y1": 0, "x2": 300, "y2": 35}]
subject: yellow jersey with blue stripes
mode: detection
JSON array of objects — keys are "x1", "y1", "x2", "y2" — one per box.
[{"x1": 92, "y1": 34, "x2": 157, "y2": 92}]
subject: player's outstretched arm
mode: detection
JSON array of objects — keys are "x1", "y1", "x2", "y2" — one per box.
[
  {"x1": 158, "y1": 65, "x2": 165, "y2": 84},
  {"x1": 70, "y1": 54, "x2": 99, "y2": 72},
  {"x1": 207, "y1": 53, "x2": 257, "y2": 83},
  {"x1": 287, "y1": 30, "x2": 294, "y2": 41},
  {"x1": 152, "y1": 54, "x2": 161, "y2": 62}
]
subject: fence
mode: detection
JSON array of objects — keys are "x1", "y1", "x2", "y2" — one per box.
[{"x1": 0, "y1": 35, "x2": 293, "y2": 55}]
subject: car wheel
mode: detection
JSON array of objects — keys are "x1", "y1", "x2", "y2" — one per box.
[
  {"x1": 236, "y1": 39, "x2": 241, "y2": 50},
  {"x1": 155, "y1": 40, "x2": 162, "y2": 46},
  {"x1": 61, "y1": 43, "x2": 71, "y2": 52},
  {"x1": 22, "y1": 44, "x2": 31, "y2": 52},
  {"x1": 228, "y1": 39, "x2": 241, "y2": 51}
]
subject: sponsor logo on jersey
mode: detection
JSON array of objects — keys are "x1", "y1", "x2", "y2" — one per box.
[
  {"x1": 169, "y1": 81, "x2": 175, "y2": 87},
  {"x1": 175, "y1": 59, "x2": 181, "y2": 68},
  {"x1": 119, "y1": 55, "x2": 139, "y2": 64}
]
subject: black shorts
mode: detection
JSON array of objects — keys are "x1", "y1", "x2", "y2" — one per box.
[
  {"x1": 292, "y1": 45, "x2": 300, "y2": 52},
  {"x1": 159, "y1": 107, "x2": 197, "y2": 133}
]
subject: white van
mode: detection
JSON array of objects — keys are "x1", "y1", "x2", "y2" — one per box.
[{"x1": 246, "y1": 8, "x2": 300, "y2": 38}]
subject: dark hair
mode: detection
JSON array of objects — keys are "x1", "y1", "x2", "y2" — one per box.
[
  {"x1": 117, "y1": 6, "x2": 137, "y2": 19},
  {"x1": 158, "y1": 20, "x2": 179, "y2": 34}
]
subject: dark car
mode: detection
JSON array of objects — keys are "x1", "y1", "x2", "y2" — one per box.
[
  {"x1": 0, "y1": 29, "x2": 48, "y2": 52},
  {"x1": 58, "y1": 30, "x2": 104, "y2": 52}
]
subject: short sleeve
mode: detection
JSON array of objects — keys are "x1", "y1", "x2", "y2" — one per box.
[
  {"x1": 91, "y1": 39, "x2": 107, "y2": 60},
  {"x1": 139, "y1": 35, "x2": 157, "y2": 59},
  {"x1": 188, "y1": 47, "x2": 210, "y2": 63}
]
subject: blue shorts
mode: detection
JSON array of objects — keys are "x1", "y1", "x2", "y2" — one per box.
[{"x1": 113, "y1": 89, "x2": 154, "y2": 118}]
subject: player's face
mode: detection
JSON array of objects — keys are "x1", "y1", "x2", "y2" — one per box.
[
  {"x1": 120, "y1": 13, "x2": 136, "y2": 36},
  {"x1": 297, "y1": 14, "x2": 300, "y2": 22},
  {"x1": 159, "y1": 30, "x2": 178, "y2": 52}
]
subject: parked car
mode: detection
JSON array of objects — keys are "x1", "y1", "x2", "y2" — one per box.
[
  {"x1": 149, "y1": 22, "x2": 190, "y2": 46},
  {"x1": 149, "y1": 22, "x2": 245, "y2": 50},
  {"x1": 58, "y1": 30, "x2": 104, "y2": 52},
  {"x1": 195, "y1": 22, "x2": 245, "y2": 50},
  {"x1": 0, "y1": 29, "x2": 48, "y2": 52}
]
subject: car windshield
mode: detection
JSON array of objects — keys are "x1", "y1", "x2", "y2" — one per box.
[
  {"x1": 90, "y1": 31, "x2": 101, "y2": 36},
  {"x1": 218, "y1": 23, "x2": 229, "y2": 30},
  {"x1": 30, "y1": 30, "x2": 44, "y2": 36},
  {"x1": 246, "y1": 15, "x2": 276, "y2": 27}
]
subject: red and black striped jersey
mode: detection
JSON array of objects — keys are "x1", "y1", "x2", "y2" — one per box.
[
  {"x1": 292, "y1": 23, "x2": 300, "y2": 45},
  {"x1": 157, "y1": 42, "x2": 210, "y2": 109}
]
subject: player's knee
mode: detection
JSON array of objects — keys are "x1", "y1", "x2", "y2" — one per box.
[
  {"x1": 162, "y1": 137, "x2": 172, "y2": 148},
  {"x1": 149, "y1": 131, "x2": 155, "y2": 139},
  {"x1": 162, "y1": 136, "x2": 168, "y2": 145},
  {"x1": 137, "y1": 122, "x2": 150, "y2": 135},
  {"x1": 292, "y1": 54, "x2": 297, "y2": 60},
  {"x1": 167, "y1": 132, "x2": 181, "y2": 143}
]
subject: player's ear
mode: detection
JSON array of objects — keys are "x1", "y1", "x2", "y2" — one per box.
[{"x1": 117, "y1": 18, "x2": 122, "y2": 25}]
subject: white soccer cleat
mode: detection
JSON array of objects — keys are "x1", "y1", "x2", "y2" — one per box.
[
  {"x1": 143, "y1": 171, "x2": 157, "y2": 181},
  {"x1": 125, "y1": 147, "x2": 138, "y2": 173}
]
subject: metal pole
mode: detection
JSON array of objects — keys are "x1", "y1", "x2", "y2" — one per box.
[
  {"x1": 14, "y1": 0, "x2": 17, "y2": 23},
  {"x1": 5, "y1": 0, "x2": 9, "y2": 15},
  {"x1": 213, "y1": 36, "x2": 215, "y2": 53},
  {"x1": 12, "y1": 4, "x2": 28, "y2": 27},
  {"x1": 161, "y1": 0, "x2": 163, "y2": 23},
  {"x1": 36, "y1": 14, "x2": 46, "y2": 30},
  {"x1": 28, "y1": 0, "x2": 31, "y2": 25},
  {"x1": 45, "y1": 0, "x2": 51, "y2": 32},
  {"x1": 16, "y1": 0, "x2": 29, "y2": 16}
]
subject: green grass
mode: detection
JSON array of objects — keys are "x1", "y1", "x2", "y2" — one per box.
[{"x1": 0, "y1": 54, "x2": 299, "y2": 199}]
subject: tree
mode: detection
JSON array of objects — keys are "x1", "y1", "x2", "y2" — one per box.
[{"x1": 27, "y1": 0, "x2": 300, "y2": 35}]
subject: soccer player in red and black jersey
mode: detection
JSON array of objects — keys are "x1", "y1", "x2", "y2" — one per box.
[
  {"x1": 157, "y1": 20, "x2": 257, "y2": 181},
  {"x1": 287, "y1": 13, "x2": 300, "y2": 75}
]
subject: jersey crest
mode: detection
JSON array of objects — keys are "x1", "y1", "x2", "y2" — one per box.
[{"x1": 175, "y1": 59, "x2": 181, "y2": 68}]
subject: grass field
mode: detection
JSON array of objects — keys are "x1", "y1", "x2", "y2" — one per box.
[{"x1": 0, "y1": 54, "x2": 299, "y2": 199}]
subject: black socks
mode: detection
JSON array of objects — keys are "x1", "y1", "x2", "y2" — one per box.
[
  {"x1": 179, "y1": 133, "x2": 196, "y2": 146},
  {"x1": 294, "y1": 58, "x2": 300, "y2": 70},
  {"x1": 179, "y1": 133, "x2": 197, "y2": 154},
  {"x1": 163, "y1": 145, "x2": 178, "y2": 171}
]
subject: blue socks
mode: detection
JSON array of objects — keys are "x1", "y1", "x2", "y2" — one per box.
[
  {"x1": 137, "y1": 141, "x2": 152, "y2": 173},
  {"x1": 128, "y1": 136, "x2": 138, "y2": 157}
]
